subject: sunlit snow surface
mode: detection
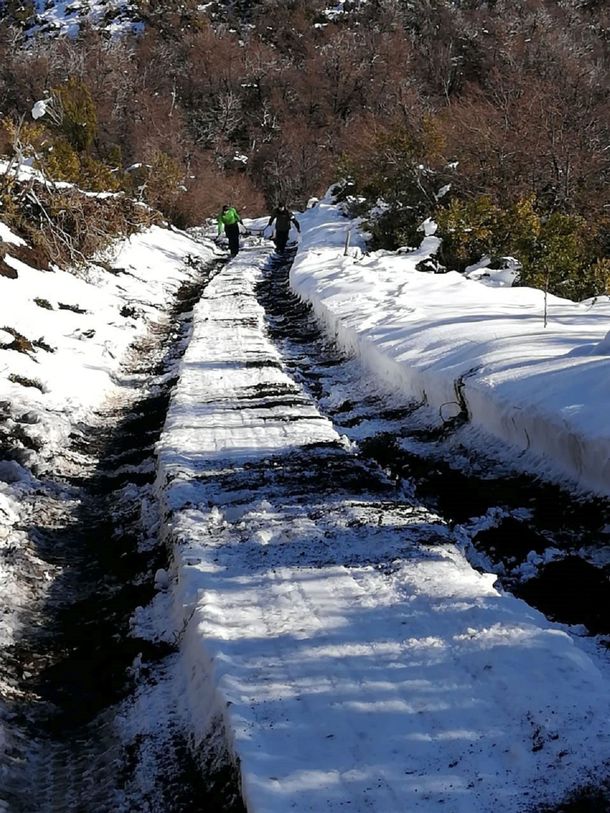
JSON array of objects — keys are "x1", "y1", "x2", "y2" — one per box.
[
  {"x1": 0, "y1": 225, "x2": 208, "y2": 435},
  {"x1": 28, "y1": 0, "x2": 142, "y2": 36},
  {"x1": 3, "y1": 196, "x2": 610, "y2": 810},
  {"x1": 291, "y1": 200, "x2": 610, "y2": 498},
  {"x1": 157, "y1": 248, "x2": 610, "y2": 813},
  {"x1": 0, "y1": 222, "x2": 213, "y2": 539}
]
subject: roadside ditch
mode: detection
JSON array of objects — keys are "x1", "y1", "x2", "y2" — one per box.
[{"x1": 1, "y1": 255, "x2": 245, "y2": 812}]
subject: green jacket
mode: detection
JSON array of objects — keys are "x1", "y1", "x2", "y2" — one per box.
[{"x1": 217, "y1": 207, "x2": 242, "y2": 234}]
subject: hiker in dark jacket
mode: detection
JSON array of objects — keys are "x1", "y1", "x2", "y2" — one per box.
[
  {"x1": 217, "y1": 204, "x2": 244, "y2": 257},
  {"x1": 267, "y1": 204, "x2": 300, "y2": 253}
]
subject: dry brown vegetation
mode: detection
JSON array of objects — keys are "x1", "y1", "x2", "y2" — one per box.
[
  {"x1": 1, "y1": 326, "x2": 35, "y2": 354},
  {"x1": 0, "y1": 179, "x2": 160, "y2": 269},
  {"x1": 0, "y1": 0, "x2": 608, "y2": 295}
]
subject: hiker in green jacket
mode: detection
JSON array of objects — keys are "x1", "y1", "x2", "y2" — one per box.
[{"x1": 217, "y1": 204, "x2": 244, "y2": 257}]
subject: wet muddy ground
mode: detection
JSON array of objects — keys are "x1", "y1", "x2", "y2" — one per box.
[{"x1": 2, "y1": 257, "x2": 244, "y2": 812}]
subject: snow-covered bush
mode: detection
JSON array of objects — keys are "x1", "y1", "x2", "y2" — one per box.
[
  {"x1": 1, "y1": 180, "x2": 159, "y2": 270},
  {"x1": 435, "y1": 194, "x2": 609, "y2": 300}
]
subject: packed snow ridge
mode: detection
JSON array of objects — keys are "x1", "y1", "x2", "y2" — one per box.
[{"x1": 291, "y1": 198, "x2": 610, "y2": 499}]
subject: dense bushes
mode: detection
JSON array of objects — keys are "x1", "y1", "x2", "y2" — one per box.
[
  {"x1": 0, "y1": 0, "x2": 608, "y2": 298},
  {"x1": 0, "y1": 180, "x2": 159, "y2": 269},
  {"x1": 434, "y1": 196, "x2": 610, "y2": 299}
]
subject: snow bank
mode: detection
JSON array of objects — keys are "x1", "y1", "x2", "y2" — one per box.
[
  {"x1": 0, "y1": 225, "x2": 213, "y2": 457},
  {"x1": 291, "y1": 200, "x2": 610, "y2": 497},
  {"x1": 157, "y1": 249, "x2": 610, "y2": 813}
]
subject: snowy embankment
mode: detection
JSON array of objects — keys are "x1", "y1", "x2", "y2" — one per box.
[
  {"x1": 1, "y1": 224, "x2": 212, "y2": 440},
  {"x1": 0, "y1": 218, "x2": 215, "y2": 735},
  {"x1": 291, "y1": 201, "x2": 610, "y2": 497},
  {"x1": 157, "y1": 247, "x2": 610, "y2": 813}
]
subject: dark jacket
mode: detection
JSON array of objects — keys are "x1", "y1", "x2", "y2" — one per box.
[{"x1": 268, "y1": 208, "x2": 300, "y2": 233}]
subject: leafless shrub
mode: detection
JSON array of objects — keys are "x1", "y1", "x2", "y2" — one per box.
[
  {"x1": 2, "y1": 181, "x2": 160, "y2": 270},
  {"x1": 8, "y1": 373, "x2": 44, "y2": 391},
  {"x1": 1, "y1": 326, "x2": 35, "y2": 354}
]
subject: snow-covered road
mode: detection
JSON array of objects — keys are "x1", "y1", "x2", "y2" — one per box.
[{"x1": 156, "y1": 247, "x2": 610, "y2": 813}]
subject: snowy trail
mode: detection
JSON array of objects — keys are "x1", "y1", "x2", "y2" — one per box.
[{"x1": 157, "y1": 248, "x2": 610, "y2": 813}]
